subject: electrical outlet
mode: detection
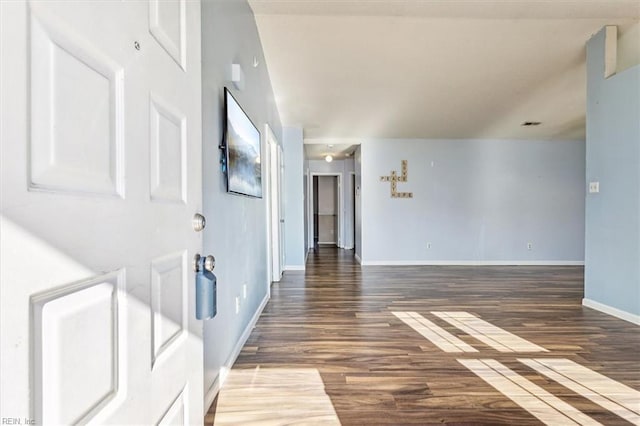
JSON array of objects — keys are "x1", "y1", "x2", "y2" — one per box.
[
  {"x1": 426, "y1": 242, "x2": 432, "y2": 249},
  {"x1": 235, "y1": 297, "x2": 240, "y2": 314},
  {"x1": 527, "y1": 242, "x2": 533, "y2": 250},
  {"x1": 243, "y1": 284, "x2": 247, "y2": 299}
]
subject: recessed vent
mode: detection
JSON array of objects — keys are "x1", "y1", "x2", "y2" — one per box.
[{"x1": 522, "y1": 121, "x2": 542, "y2": 126}]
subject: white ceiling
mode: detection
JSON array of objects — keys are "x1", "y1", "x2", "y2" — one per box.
[
  {"x1": 304, "y1": 143, "x2": 358, "y2": 162},
  {"x1": 249, "y1": 0, "x2": 640, "y2": 151}
]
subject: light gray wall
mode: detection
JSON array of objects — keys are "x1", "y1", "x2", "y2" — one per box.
[
  {"x1": 585, "y1": 27, "x2": 640, "y2": 318},
  {"x1": 318, "y1": 176, "x2": 336, "y2": 214},
  {"x1": 201, "y1": 0, "x2": 282, "y2": 402},
  {"x1": 307, "y1": 159, "x2": 355, "y2": 249},
  {"x1": 283, "y1": 126, "x2": 305, "y2": 268},
  {"x1": 360, "y1": 139, "x2": 585, "y2": 264}
]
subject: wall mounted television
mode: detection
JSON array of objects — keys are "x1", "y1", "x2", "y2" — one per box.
[{"x1": 222, "y1": 87, "x2": 262, "y2": 198}]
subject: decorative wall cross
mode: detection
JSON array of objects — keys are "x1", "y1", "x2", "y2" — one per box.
[{"x1": 380, "y1": 160, "x2": 413, "y2": 198}]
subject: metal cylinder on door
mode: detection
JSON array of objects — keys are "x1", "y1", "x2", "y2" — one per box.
[{"x1": 194, "y1": 254, "x2": 216, "y2": 320}]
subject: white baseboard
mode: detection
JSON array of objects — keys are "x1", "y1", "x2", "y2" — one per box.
[
  {"x1": 360, "y1": 260, "x2": 585, "y2": 266},
  {"x1": 582, "y1": 298, "x2": 640, "y2": 325},
  {"x1": 204, "y1": 292, "x2": 270, "y2": 414},
  {"x1": 354, "y1": 253, "x2": 362, "y2": 264},
  {"x1": 284, "y1": 265, "x2": 305, "y2": 271}
]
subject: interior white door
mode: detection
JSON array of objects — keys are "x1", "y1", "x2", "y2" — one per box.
[
  {"x1": 278, "y1": 146, "x2": 286, "y2": 275},
  {"x1": 269, "y1": 134, "x2": 282, "y2": 282},
  {"x1": 0, "y1": 1, "x2": 203, "y2": 424}
]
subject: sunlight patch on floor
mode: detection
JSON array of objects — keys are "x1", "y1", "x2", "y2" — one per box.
[
  {"x1": 521, "y1": 358, "x2": 640, "y2": 424},
  {"x1": 392, "y1": 311, "x2": 478, "y2": 353},
  {"x1": 214, "y1": 367, "x2": 341, "y2": 425},
  {"x1": 433, "y1": 311, "x2": 548, "y2": 352},
  {"x1": 460, "y1": 359, "x2": 601, "y2": 425}
]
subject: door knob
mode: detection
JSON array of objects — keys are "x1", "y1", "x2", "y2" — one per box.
[
  {"x1": 204, "y1": 255, "x2": 215, "y2": 272},
  {"x1": 193, "y1": 254, "x2": 216, "y2": 272}
]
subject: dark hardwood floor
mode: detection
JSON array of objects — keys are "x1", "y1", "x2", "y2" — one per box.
[{"x1": 206, "y1": 247, "x2": 640, "y2": 425}]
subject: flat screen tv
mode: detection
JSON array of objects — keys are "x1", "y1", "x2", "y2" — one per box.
[{"x1": 222, "y1": 87, "x2": 262, "y2": 198}]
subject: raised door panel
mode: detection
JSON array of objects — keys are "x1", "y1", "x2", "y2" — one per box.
[
  {"x1": 149, "y1": 95, "x2": 186, "y2": 203},
  {"x1": 30, "y1": 12, "x2": 124, "y2": 197},
  {"x1": 32, "y1": 273, "x2": 125, "y2": 424},
  {"x1": 151, "y1": 251, "x2": 188, "y2": 367},
  {"x1": 157, "y1": 388, "x2": 188, "y2": 425},
  {"x1": 149, "y1": 0, "x2": 186, "y2": 70}
]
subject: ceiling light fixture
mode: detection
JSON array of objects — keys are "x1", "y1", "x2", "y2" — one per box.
[{"x1": 325, "y1": 154, "x2": 333, "y2": 163}]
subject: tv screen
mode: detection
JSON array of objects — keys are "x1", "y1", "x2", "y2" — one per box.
[{"x1": 223, "y1": 88, "x2": 262, "y2": 198}]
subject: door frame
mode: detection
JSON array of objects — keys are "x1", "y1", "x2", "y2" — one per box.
[
  {"x1": 350, "y1": 171, "x2": 356, "y2": 250},
  {"x1": 265, "y1": 124, "x2": 282, "y2": 285},
  {"x1": 309, "y1": 172, "x2": 343, "y2": 248}
]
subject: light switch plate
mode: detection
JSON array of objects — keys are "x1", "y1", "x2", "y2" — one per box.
[{"x1": 589, "y1": 181, "x2": 600, "y2": 193}]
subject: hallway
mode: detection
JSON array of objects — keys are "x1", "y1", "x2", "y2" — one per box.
[{"x1": 207, "y1": 248, "x2": 640, "y2": 425}]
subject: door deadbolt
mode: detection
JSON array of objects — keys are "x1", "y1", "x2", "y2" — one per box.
[{"x1": 193, "y1": 213, "x2": 206, "y2": 231}]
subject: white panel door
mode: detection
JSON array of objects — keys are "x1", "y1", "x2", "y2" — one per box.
[{"x1": 0, "y1": 1, "x2": 203, "y2": 424}]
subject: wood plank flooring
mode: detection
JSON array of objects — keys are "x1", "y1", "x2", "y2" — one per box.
[{"x1": 206, "y1": 248, "x2": 640, "y2": 425}]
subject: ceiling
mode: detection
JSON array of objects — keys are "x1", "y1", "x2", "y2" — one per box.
[
  {"x1": 249, "y1": 0, "x2": 640, "y2": 154},
  {"x1": 304, "y1": 143, "x2": 358, "y2": 162}
]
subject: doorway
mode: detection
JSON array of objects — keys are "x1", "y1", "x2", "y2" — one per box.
[{"x1": 311, "y1": 174, "x2": 342, "y2": 250}]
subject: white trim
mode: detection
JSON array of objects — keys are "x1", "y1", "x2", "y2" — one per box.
[
  {"x1": 360, "y1": 260, "x2": 585, "y2": 266},
  {"x1": 307, "y1": 168, "x2": 312, "y2": 250},
  {"x1": 348, "y1": 171, "x2": 356, "y2": 250},
  {"x1": 204, "y1": 292, "x2": 270, "y2": 413},
  {"x1": 582, "y1": 298, "x2": 640, "y2": 325},
  {"x1": 354, "y1": 253, "x2": 362, "y2": 264},
  {"x1": 284, "y1": 265, "x2": 305, "y2": 271},
  {"x1": 265, "y1": 124, "x2": 273, "y2": 292}
]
